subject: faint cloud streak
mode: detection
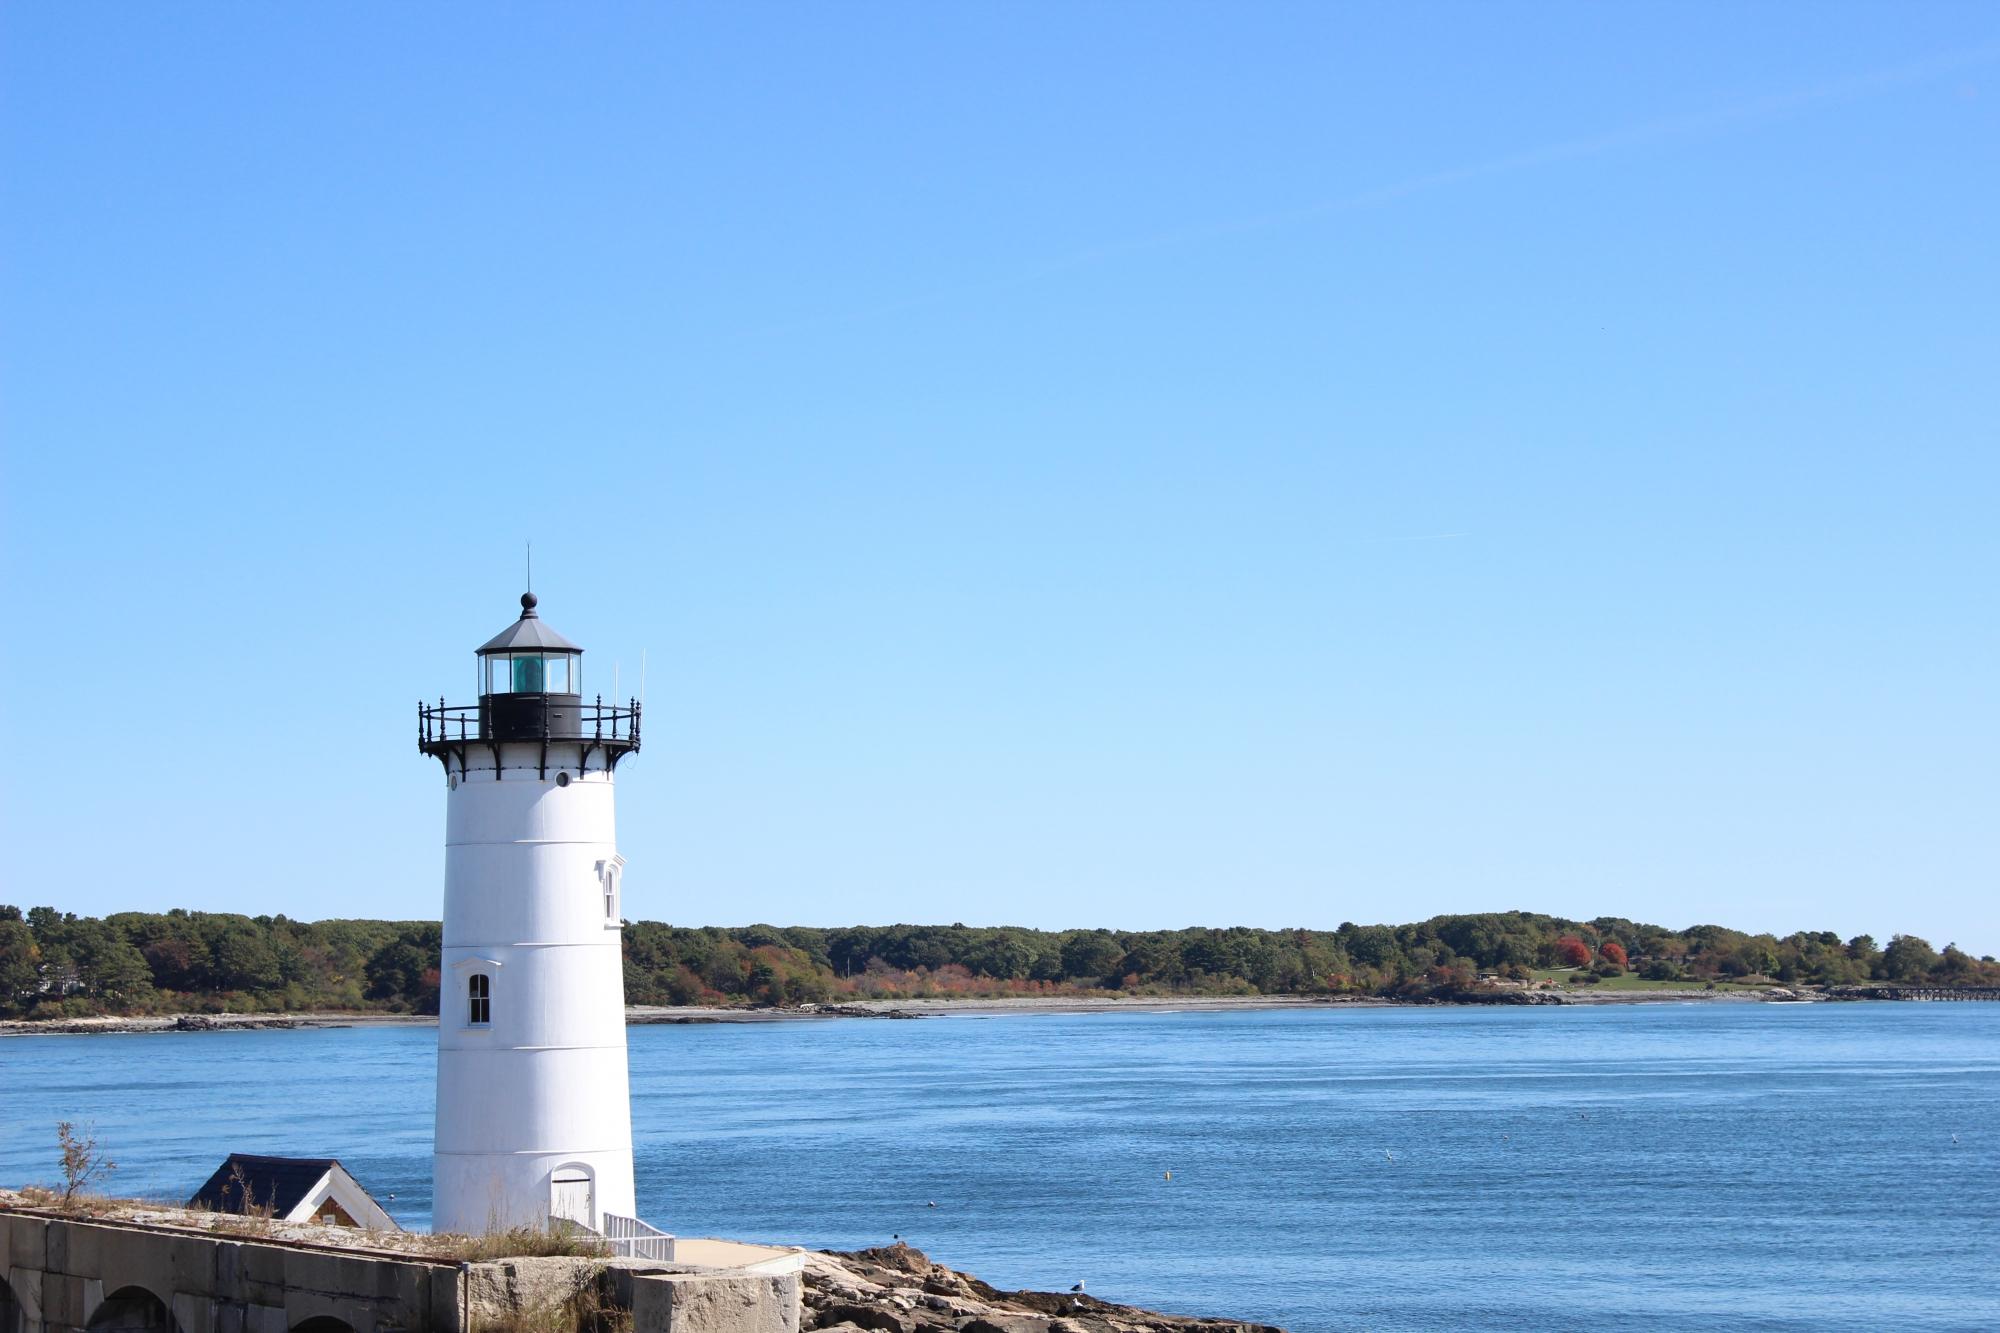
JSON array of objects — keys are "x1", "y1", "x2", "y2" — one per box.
[{"x1": 734, "y1": 43, "x2": 2000, "y2": 341}]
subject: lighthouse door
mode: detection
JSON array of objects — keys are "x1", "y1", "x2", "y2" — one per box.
[{"x1": 550, "y1": 1170, "x2": 594, "y2": 1230}]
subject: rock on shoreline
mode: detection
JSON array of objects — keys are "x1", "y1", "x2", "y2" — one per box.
[
  {"x1": 807, "y1": 1244, "x2": 1284, "y2": 1333},
  {"x1": 626, "y1": 1002, "x2": 922, "y2": 1025}
]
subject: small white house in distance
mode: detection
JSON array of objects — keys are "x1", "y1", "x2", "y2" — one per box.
[{"x1": 187, "y1": 1154, "x2": 400, "y2": 1230}]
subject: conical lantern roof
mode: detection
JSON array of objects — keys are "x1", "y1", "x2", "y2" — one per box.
[{"x1": 476, "y1": 592, "x2": 583, "y2": 655}]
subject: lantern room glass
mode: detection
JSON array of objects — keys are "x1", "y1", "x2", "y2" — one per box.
[{"x1": 481, "y1": 653, "x2": 580, "y2": 696}]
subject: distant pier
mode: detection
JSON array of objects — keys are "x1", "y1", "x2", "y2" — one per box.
[{"x1": 1826, "y1": 986, "x2": 2000, "y2": 1002}]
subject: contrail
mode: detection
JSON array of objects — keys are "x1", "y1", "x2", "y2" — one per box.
[{"x1": 732, "y1": 43, "x2": 1999, "y2": 341}]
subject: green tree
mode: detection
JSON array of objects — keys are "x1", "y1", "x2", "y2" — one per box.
[
  {"x1": 1934, "y1": 944, "x2": 1978, "y2": 983},
  {"x1": 967, "y1": 929, "x2": 1038, "y2": 980},
  {"x1": 68, "y1": 922, "x2": 154, "y2": 1003},
  {"x1": 1881, "y1": 934, "x2": 1939, "y2": 982},
  {"x1": 1125, "y1": 935, "x2": 1188, "y2": 986},
  {"x1": 0, "y1": 918, "x2": 41, "y2": 1012},
  {"x1": 211, "y1": 922, "x2": 283, "y2": 991},
  {"x1": 1060, "y1": 931, "x2": 1125, "y2": 982},
  {"x1": 363, "y1": 924, "x2": 442, "y2": 1010},
  {"x1": 1345, "y1": 926, "x2": 1399, "y2": 970},
  {"x1": 1733, "y1": 937, "x2": 1779, "y2": 977}
]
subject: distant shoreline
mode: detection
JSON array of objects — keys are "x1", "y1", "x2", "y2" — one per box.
[
  {"x1": 0, "y1": 986, "x2": 1839, "y2": 1036},
  {"x1": 635, "y1": 988, "x2": 1787, "y2": 1020}
]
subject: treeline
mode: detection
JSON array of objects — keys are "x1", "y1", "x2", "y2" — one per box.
[
  {"x1": 1, "y1": 904, "x2": 1994, "y2": 1019},
  {"x1": 0, "y1": 907, "x2": 441, "y2": 1019}
]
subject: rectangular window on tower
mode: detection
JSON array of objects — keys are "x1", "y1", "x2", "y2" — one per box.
[{"x1": 468, "y1": 973, "x2": 490, "y2": 1026}]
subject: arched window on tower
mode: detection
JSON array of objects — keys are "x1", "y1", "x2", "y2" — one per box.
[
  {"x1": 596, "y1": 856, "x2": 625, "y2": 926},
  {"x1": 468, "y1": 973, "x2": 491, "y2": 1026}
]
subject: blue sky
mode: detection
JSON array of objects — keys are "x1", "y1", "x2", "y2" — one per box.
[{"x1": 3, "y1": 4, "x2": 1995, "y2": 952}]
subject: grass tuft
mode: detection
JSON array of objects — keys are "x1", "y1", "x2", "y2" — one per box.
[{"x1": 427, "y1": 1225, "x2": 611, "y2": 1262}]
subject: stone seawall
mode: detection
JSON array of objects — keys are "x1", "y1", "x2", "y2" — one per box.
[
  {"x1": 0, "y1": 1201, "x2": 802, "y2": 1333},
  {"x1": 0, "y1": 1208, "x2": 466, "y2": 1333}
]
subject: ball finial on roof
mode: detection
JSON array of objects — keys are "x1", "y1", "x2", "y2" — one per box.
[{"x1": 521, "y1": 591, "x2": 539, "y2": 616}]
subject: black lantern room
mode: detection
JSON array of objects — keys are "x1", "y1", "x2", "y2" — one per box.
[
  {"x1": 419, "y1": 593, "x2": 640, "y2": 779},
  {"x1": 477, "y1": 592, "x2": 586, "y2": 740}
]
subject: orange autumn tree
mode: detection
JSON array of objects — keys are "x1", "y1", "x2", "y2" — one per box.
[
  {"x1": 1599, "y1": 941, "x2": 1628, "y2": 968},
  {"x1": 1555, "y1": 936, "x2": 1592, "y2": 968}
]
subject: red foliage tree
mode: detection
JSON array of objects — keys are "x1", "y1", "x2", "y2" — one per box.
[
  {"x1": 1556, "y1": 936, "x2": 1592, "y2": 968},
  {"x1": 1599, "y1": 941, "x2": 1628, "y2": 968}
]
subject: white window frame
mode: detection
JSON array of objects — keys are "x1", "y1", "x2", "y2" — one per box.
[
  {"x1": 596, "y1": 855, "x2": 626, "y2": 927},
  {"x1": 449, "y1": 956, "x2": 504, "y2": 1028}
]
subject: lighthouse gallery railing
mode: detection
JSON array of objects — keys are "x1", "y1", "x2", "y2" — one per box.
[{"x1": 417, "y1": 696, "x2": 641, "y2": 747}]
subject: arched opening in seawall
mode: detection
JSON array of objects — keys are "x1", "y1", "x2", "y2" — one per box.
[{"x1": 85, "y1": 1287, "x2": 181, "y2": 1333}]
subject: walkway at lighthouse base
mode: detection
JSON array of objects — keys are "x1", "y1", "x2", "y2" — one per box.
[{"x1": 657, "y1": 1238, "x2": 804, "y2": 1278}]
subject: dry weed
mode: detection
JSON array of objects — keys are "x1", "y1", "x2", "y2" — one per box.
[{"x1": 427, "y1": 1225, "x2": 611, "y2": 1262}]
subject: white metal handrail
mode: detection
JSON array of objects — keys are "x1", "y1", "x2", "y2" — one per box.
[{"x1": 601, "y1": 1211, "x2": 675, "y2": 1261}]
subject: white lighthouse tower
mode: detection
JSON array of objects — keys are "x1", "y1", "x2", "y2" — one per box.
[{"x1": 418, "y1": 592, "x2": 642, "y2": 1236}]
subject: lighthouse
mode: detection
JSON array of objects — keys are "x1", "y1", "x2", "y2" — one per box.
[{"x1": 417, "y1": 592, "x2": 642, "y2": 1236}]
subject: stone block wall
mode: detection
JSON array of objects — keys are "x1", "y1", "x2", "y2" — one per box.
[
  {"x1": 631, "y1": 1271, "x2": 802, "y2": 1333},
  {"x1": 0, "y1": 1212, "x2": 460, "y2": 1333},
  {"x1": 0, "y1": 1207, "x2": 801, "y2": 1333}
]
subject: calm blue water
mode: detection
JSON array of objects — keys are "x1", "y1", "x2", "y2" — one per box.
[{"x1": 3, "y1": 1004, "x2": 1997, "y2": 1331}]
